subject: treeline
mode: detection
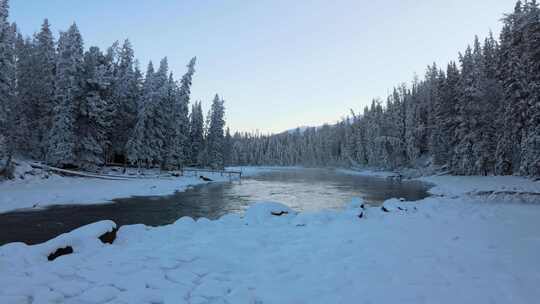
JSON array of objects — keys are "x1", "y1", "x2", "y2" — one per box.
[
  {"x1": 230, "y1": 1, "x2": 540, "y2": 177},
  {"x1": 0, "y1": 0, "x2": 228, "y2": 173}
]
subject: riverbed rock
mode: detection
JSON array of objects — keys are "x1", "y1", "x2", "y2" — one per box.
[
  {"x1": 98, "y1": 228, "x2": 118, "y2": 244},
  {"x1": 47, "y1": 246, "x2": 73, "y2": 261}
]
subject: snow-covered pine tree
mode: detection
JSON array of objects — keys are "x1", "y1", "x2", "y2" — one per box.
[
  {"x1": 395, "y1": 84, "x2": 409, "y2": 167},
  {"x1": 495, "y1": 2, "x2": 534, "y2": 176},
  {"x1": 0, "y1": 0, "x2": 16, "y2": 170},
  {"x1": 163, "y1": 57, "x2": 197, "y2": 169},
  {"x1": 126, "y1": 58, "x2": 168, "y2": 168},
  {"x1": 495, "y1": 22, "x2": 517, "y2": 175},
  {"x1": 162, "y1": 73, "x2": 182, "y2": 170},
  {"x1": 206, "y1": 94, "x2": 226, "y2": 169},
  {"x1": 423, "y1": 63, "x2": 439, "y2": 162},
  {"x1": 33, "y1": 19, "x2": 56, "y2": 158},
  {"x1": 520, "y1": 0, "x2": 540, "y2": 177},
  {"x1": 126, "y1": 61, "x2": 155, "y2": 167},
  {"x1": 353, "y1": 107, "x2": 369, "y2": 165},
  {"x1": 223, "y1": 127, "x2": 232, "y2": 166},
  {"x1": 189, "y1": 101, "x2": 205, "y2": 166},
  {"x1": 200, "y1": 104, "x2": 213, "y2": 167},
  {"x1": 109, "y1": 39, "x2": 139, "y2": 163},
  {"x1": 378, "y1": 87, "x2": 407, "y2": 169},
  {"x1": 176, "y1": 57, "x2": 196, "y2": 165},
  {"x1": 405, "y1": 77, "x2": 425, "y2": 164},
  {"x1": 452, "y1": 46, "x2": 479, "y2": 175},
  {"x1": 472, "y1": 33, "x2": 503, "y2": 175},
  {"x1": 430, "y1": 69, "x2": 448, "y2": 168},
  {"x1": 151, "y1": 57, "x2": 170, "y2": 167},
  {"x1": 97, "y1": 42, "x2": 120, "y2": 163},
  {"x1": 75, "y1": 46, "x2": 112, "y2": 170},
  {"x1": 432, "y1": 62, "x2": 460, "y2": 169},
  {"x1": 13, "y1": 32, "x2": 34, "y2": 155},
  {"x1": 47, "y1": 23, "x2": 84, "y2": 168},
  {"x1": 404, "y1": 69, "x2": 433, "y2": 166}
]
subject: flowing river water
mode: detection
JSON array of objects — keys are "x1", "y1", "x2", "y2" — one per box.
[{"x1": 0, "y1": 168, "x2": 430, "y2": 245}]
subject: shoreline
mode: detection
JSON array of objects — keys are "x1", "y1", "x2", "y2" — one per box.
[
  {"x1": 1, "y1": 174, "x2": 539, "y2": 303},
  {"x1": 0, "y1": 165, "x2": 298, "y2": 214},
  {"x1": 1, "y1": 164, "x2": 539, "y2": 215},
  {"x1": 0, "y1": 168, "x2": 232, "y2": 214}
]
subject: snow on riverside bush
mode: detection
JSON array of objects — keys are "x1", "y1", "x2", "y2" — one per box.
[{"x1": 2, "y1": 198, "x2": 540, "y2": 303}]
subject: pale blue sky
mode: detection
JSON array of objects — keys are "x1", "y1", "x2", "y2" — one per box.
[{"x1": 11, "y1": 0, "x2": 512, "y2": 133}]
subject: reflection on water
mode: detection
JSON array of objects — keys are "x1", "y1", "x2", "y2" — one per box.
[{"x1": 0, "y1": 168, "x2": 429, "y2": 245}]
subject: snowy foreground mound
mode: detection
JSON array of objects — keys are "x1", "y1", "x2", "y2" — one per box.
[{"x1": 1, "y1": 198, "x2": 540, "y2": 303}]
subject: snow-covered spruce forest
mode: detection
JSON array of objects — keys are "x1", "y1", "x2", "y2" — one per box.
[
  {"x1": 0, "y1": 0, "x2": 228, "y2": 175},
  {"x1": 1, "y1": 0, "x2": 539, "y2": 179},
  {"x1": 231, "y1": 1, "x2": 540, "y2": 178}
]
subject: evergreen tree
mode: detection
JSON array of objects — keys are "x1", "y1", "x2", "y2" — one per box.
[
  {"x1": 473, "y1": 33, "x2": 502, "y2": 175},
  {"x1": 163, "y1": 57, "x2": 196, "y2": 169},
  {"x1": 495, "y1": 23, "x2": 517, "y2": 175},
  {"x1": 520, "y1": 0, "x2": 540, "y2": 177},
  {"x1": 496, "y1": 1, "x2": 530, "y2": 175},
  {"x1": 1, "y1": 0, "x2": 539, "y2": 179},
  {"x1": 110, "y1": 39, "x2": 138, "y2": 162},
  {"x1": 189, "y1": 101, "x2": 205, "y2": 166},
  {"x1": 47, "y1": 23, "x2": 84, "y2": 167},
  {"x1": 223, "y1": 127, "x2": 232, "y2": 166},
  {"x1": 33, "y1": 19, "x2": 56, "y2": 158},
  {"x1": 452, "y1": 46, "x2": 479, "y2": 174},
  {"x1": 0, "y1": 0, "x2": 16, "y2": 165},
  {"x1": 162, "y1": 73, "x2": 182, "y2": 169},
  {"x1": 176, "y1": 57, "x2": 196, "y2": 163},
  {"x1": 126, "y1": 61, "x2": 155, "y2": 167},
  {"x1": 75, "y1": 46, "x2": 111, "y2": 170},
  {"x1": 429, "y1": 69, "x2": 448, "y2": 167},
  {"x1": 206, "y1": 94, "x2": 226, "y2": 169},
  {"x1": 13, "y1": 33, "x2": 34, "y2": 154},
  {"x1": 152, "y1": 57, "x2": 170, "y2": 166}
]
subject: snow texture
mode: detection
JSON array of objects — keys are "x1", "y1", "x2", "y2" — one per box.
[{"x1": 1, "y1": 176, "x2": 539, "y2": 303}]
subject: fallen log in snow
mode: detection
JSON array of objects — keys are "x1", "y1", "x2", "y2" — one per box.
[
  {"x1": 30, "y1": 163, "x2": 174, "y2": 180},
  {"x1": 30, "y1": 163, "x2": 130, "y2": 180}
]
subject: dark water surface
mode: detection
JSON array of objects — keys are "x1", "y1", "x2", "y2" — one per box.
[{"x1": 0, "y1": 168, "x2": 430, "y2": 245}]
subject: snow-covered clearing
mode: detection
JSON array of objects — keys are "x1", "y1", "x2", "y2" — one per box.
[
  {"x1": 1, "y1": 172, "x2": 539, "y2": 303},
  {"x1": 0, "y1": 162, "x2": 232, "y2": 214}
]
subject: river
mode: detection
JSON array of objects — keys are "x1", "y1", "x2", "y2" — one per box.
[{"x1": 0, "y1": 168, "x2": 429, "y2": 245}]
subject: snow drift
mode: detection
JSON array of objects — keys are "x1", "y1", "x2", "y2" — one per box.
[{"x1": 1, "y1": 195, "x2": 540, "y2": 303}]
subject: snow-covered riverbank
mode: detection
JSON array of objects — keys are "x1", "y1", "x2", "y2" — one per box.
[
  {"x1": 0, "y1": 165, "x2": 301, "y2": 214},
  {"x1": 0, "y1": 162, "x2": 233, "y2": 214},
  {"x1": 0, "y1": 170, "x2": 539, "y2": 303}
]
